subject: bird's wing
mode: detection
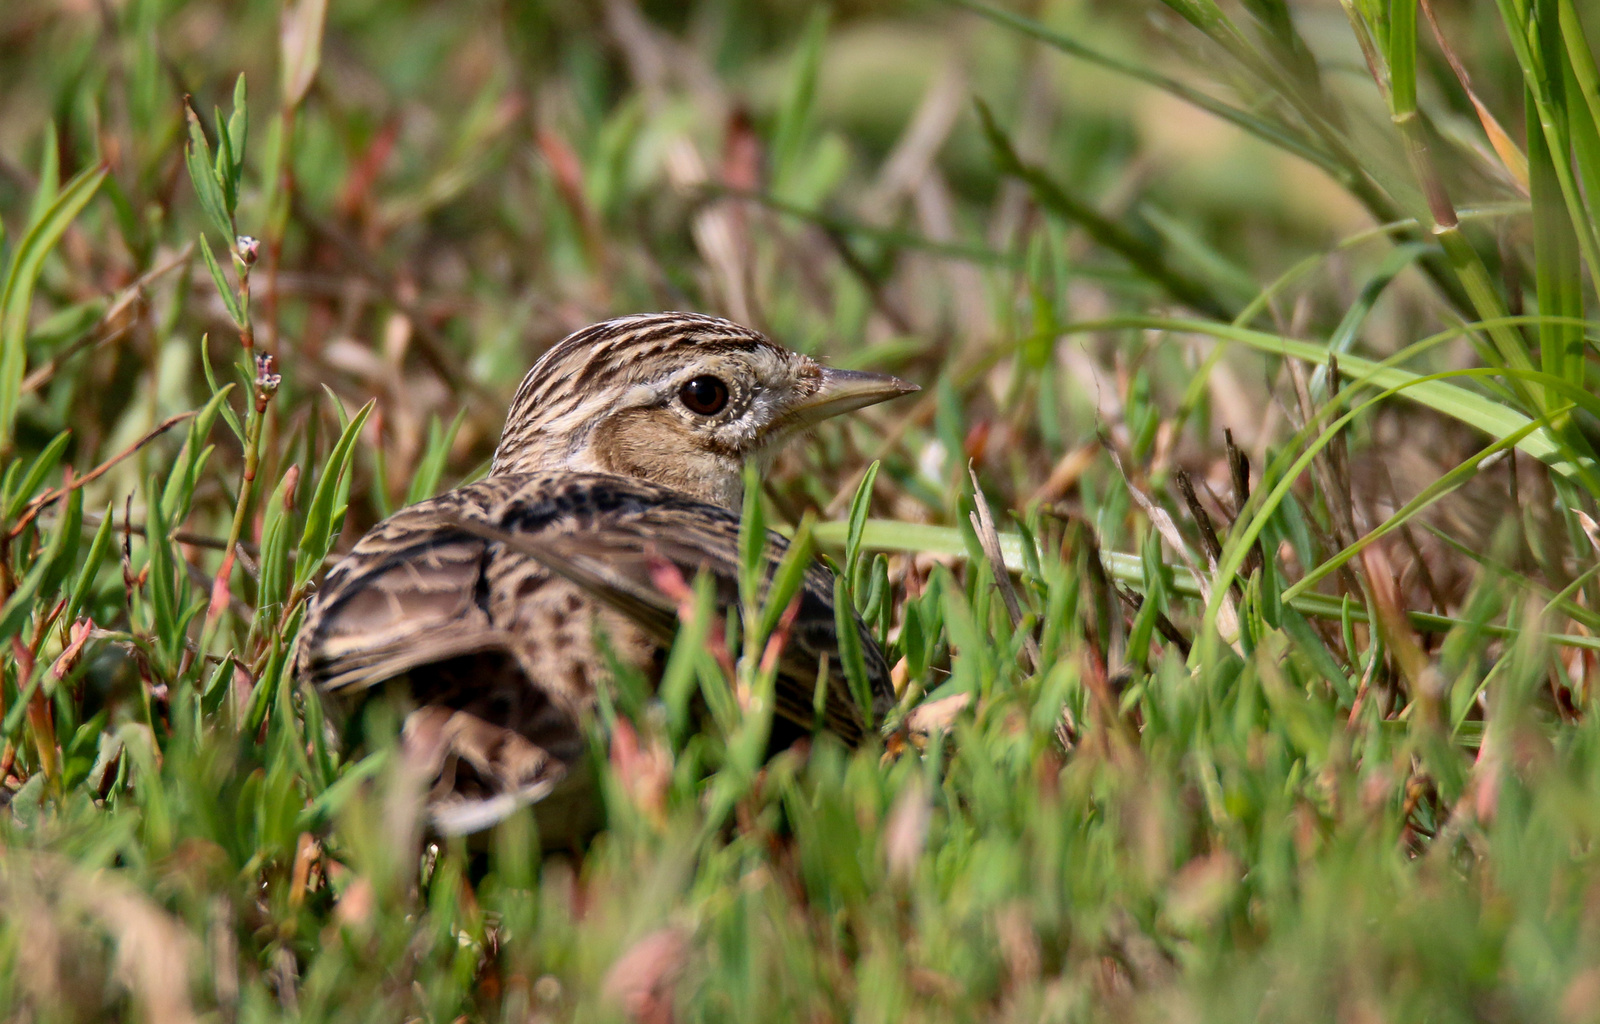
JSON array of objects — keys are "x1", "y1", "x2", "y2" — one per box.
[
  {"x1": 460, "y1": 472, "x2": 891, "y2": 744},
  {"x1": 450, "y1": 516, "x2": 875, "y2": 743},
  {"x1": 293, "y1": 477, "x2": 525, "y2": 695},
  {"x1": 296, "y1": 472, "x2": 891, "y2": 745}
]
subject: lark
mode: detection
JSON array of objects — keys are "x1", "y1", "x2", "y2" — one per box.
[{"x1": 294, "y1": 312, "x2": 917, "y2": 837}]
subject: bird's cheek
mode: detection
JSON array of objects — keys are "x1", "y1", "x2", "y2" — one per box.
[{"x1": 590, "y1": 411, "x2": 740, "y2": 505}]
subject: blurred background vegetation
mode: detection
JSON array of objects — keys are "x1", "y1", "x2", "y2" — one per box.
[{"x1": 2, "y1": 0, "x2": 1600, "y2": 1020}]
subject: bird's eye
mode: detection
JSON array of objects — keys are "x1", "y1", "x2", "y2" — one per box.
[{"x1": 678, "y1": 375, "x2": 730, "y2": 416}]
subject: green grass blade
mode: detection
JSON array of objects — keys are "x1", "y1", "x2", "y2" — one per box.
[
  {"x1": 832, "y1": 573, "x2": 873, "y2": 727},
  {"x1": 770, "y1": 6, "x2": 828, "y2": 202},
  {"x1": 0, "y1": 163, "x2": 107, "y2": 451},
  {"x1": 1282, "y1": 416, "x2": 1546, "y2": 601},
  {"x1": 403, "y1": 408, "x2": 467, "y2": 505},
  {"x1": 738, "y1": 461, "x2": 767, "y2": 618},
  {"x1": 758, "y1": 513, "x2": 817, "y2": 645},
  {"x1": 64, "y1": 504, "x2": 116, "y2": 626},
  {"x1": 4, "y1": 429, "x2": 71, "y2": 520},
  {"x1": 184, "y1": 105, "x2": 234, "y2": 241},
  {"x1": 844, "y1": 460, "x2": 880, "y2": 581},
  {"x1": 198, "y1": 233, "x2": 245, "y2": 329},
  {"x1": 294, "y1": 399, "x2": 374, "y2": 588}
]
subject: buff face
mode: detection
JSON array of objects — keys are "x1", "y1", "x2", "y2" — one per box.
[{"x1": 490, "y1": 313, "x2": 915, "y2": 506}]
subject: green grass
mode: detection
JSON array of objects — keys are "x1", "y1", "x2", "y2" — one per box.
[{"x1": 2, "y1": 0, "x2": 1600, "y2": 1020}]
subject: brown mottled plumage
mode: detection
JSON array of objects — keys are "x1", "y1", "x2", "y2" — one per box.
[{"x1": 294, "y1": 313, "x2": 916, "y2": 837}]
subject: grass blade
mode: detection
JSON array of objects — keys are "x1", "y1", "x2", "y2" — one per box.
[{"x1": 0, "y1": 163, "x2": 107, "y2": 451}]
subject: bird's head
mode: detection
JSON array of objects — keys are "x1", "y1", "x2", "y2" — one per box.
[{"x1": 490, "y1": 313, "x2": 917, "y2": 506}]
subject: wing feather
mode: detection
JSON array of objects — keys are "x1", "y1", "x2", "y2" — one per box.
[{"x1": 295, "y1": 472, "x2": 892, "y2": 747}]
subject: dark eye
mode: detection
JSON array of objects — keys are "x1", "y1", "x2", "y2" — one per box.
[{"x1": 678, "y1": 375, "x2": 730, "y2": 416}]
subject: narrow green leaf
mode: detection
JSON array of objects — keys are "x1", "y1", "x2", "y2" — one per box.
[
  {"x1": 0, "y1": 526, "x2": 60, "y2": 644},
  {"x1": 1496, "y1": 0, "x2": 1600, "y2": 301},
  {"x1": 227, "y1": 73, "x2": 249, "y2": 179},
  {"x1": 295, "y1": 750, "x2": 390, "y2": 831},
  {"x1": 39, "y1": 484, "x2": 82, "y2": 600},
  {"x1": 403, "y1": 408, "x2": 467, "y2": 505},
  {"x1": 758, "y1": 514, "x2": 817, "y2": 644},
  {"x1": 161, "y1": 386, "x2": 234, "y2": 527},
  {"x1": 690, "y1": 572, "x2": 739, "y2": 734},
  {"x1": 142, "y1": 474, "x2": 181, "y2": 667},
  {"x1": 770, "y1": 7, "x2": 828, "y2": 200},
  {"x1": 0, "y1": 163, "x2": 107, "y2": 451},
  {"x1": 1387, "y1": 0, "x2": 1419, "y2": 116},
  {"x1": 256, "y1": 469, "x2": 299, "y2": 623},
  {"x1": 1309, "y1": 241, "x2": 1430, "y2": 399},
  {"x1": 200, "y1": 654, "x2": 234, "y2": 719},
  {"x1": 117, "y1": 722, "x2": 172, "y2": 854},
  {"x1": 213, "y1": 108, "x2": 236, "y2": 215},
  {"x1": 738, "y1": 462, "x2": 767, "y2": 617},
  {"x1": 2, "y1": 671, "x2": 43, "y2": 737},
  {"x1": 660, "y1": 570, "x2": 717, "y2": 745},
  {"x1": 198, "y1": 233, "x2": 245, "y2": 329},
  {"x1": 64, "y1": 504, "x2": 116, "y2": 626},
  {"x1": 5, "y1": 429, "x2": 71, "y2": 520},
  {"x1": 1528, "y1": 80, "x2": 1585, "y2": 393},
  {"x1": 184, "y1": 107, "x2": 234, "y2": 241},
  {"x1": 295, "y1": 400, "x2": 374, "y2": 587},
  {"x1": 844, "y1": 460, "x2": 880, "y2": 582},
  {"x1": 860, "y1": 553, "x2": 890, "y2": 636},
  {"x1": 28, "y1": 122, "x2": 60, "y2": 228},
  {"x1": 833, "y1": 573, "x2": 873, "y2": 728},
  {"x1": 321, "y1": 383, "x2": 351, "y2": 431},
  {"x1": 201, "y1": 336, "x2": 245, "y2": 443}
]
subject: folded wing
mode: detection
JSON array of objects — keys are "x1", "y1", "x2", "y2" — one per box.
[{"x1": 295, "y1": 472, "x2": 892, "y2": 747}]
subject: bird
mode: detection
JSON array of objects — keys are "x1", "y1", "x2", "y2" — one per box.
[{"x1": 293, "y1": 312, "x2": 918, "y2": 838}]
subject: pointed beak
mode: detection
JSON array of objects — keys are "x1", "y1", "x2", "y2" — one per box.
[{"x1": 782, "y1": 366, "x2": 920, "y2": 431}]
